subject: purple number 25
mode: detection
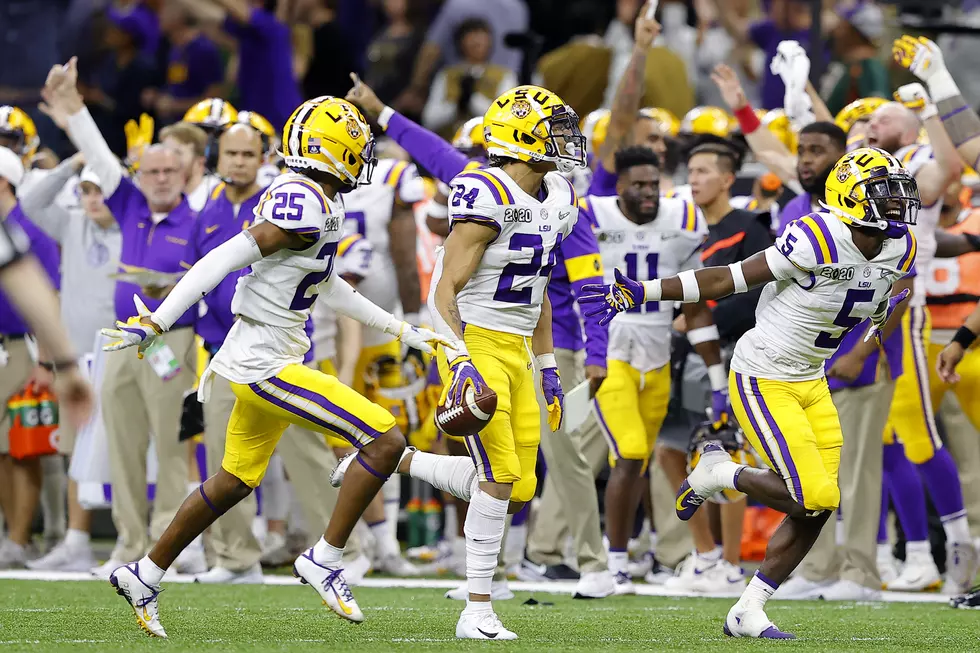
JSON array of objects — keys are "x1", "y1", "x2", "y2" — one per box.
[{"x1": 271, "y1": 192, "x2": 304, "y2": 221}]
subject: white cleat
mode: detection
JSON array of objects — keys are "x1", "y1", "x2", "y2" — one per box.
[
  {"x1": 627, "y1": 552, "x2": 653, "y2": 578},
  {"x1": 92, "y1": 558, "x2": 126, "y2": 580},
  {"x1": 877, "y1": 549, "x2": 900, "y2": 587},
  {"x1": 376, "y1": 553, "x2": 421, "y2": 577},
  {"x1": 0, "y1": 540, "x2": 27, "y2": 570},
  {"x1": 194, "y1": 563, "x2": 264, "y2": 584},
  {"x1": 691, "y1": 561, "x2": 746, "y2": 596},
  {"x1": 818, "y1": 579, "x2": 882, "y2": 601},
  {"x1": 260, "y1": 531, "x2": 293, "y2": 567},
  {"x1": 573, "y1": 570, "x2": 615, "y2": 599},
  {"x1": 612, "y1": 571, "x2": 636, "y2": 595},
  {"x1": 109, "y1": 562, "x2": 167, "y2": 638},
  {"x1": 456, "y1": 609, "x2": 518, "y2": 640},
  {"x1": 644, "y1": 559, "x2": 674, "y2": 586},
  {"x1": 343, "y1": 553, "x2": 373, "y2": 586},
  {"x1": 724, "y1": 603, "x2": 796, "y2": 639},
  {"x1": 445, "y1": 579, "x2": 514, "y2": 601},
  {"x1": 675, "y1": 443, "x2": 733, "y2": 521},
  {"x1": 773, "y1": 574, "x2": 831, "y2": 600},
  {"x1": 27, "y1": 540, "x2": 95, "y2": 572},
  {"x1": 886, "y1": 551, "x2": 942, "y2": 592},
  {"x1": 173, "y1": 546, "x2": 207, "y2": 575},
  {"x1": 944, "y1": 541, "x2": 979, "y2": 595},
  {"x1": 293, "y1": 549, "x2": 364, "y2": 623}
]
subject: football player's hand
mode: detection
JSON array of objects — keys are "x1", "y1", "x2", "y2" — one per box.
[
  {"x1": 937, "y1": 342, "x2": 965, "y2": 384},
  {"x1": 893, "y1": 35, "x2": 946, "y2": 83},
  {"x1": 864, "y1": 288, "x2": 910, "y2": 344},
  {"x1": 827, "y1": 349, "x2": 866, "y2": 383},
  {"x1": 894, "y1": 83, "x2": 937, "y2": 120},
  {"x1": 440, "y1": 354, "x2": 487, "y2": 407},
  {"x1": 711, "y1": 64, "x2": 748, "y2": 111},
  {"x1": 101, "y1": 295, "x2": 163, "y2": 359},
  {"x1": 346, "y1": 73, "x2": 385, "y2": 120},
  {"x1": 393, "y1": 321, "x2": 452, "y2": 356},
  {"x1": 585, "y1": 364, "x2": 606, "y2": 398},
  {"x1": 580, "y1": 268, "x2": 645, "y2": 326},
  {"x1": 710, "y1": 389, "x2": 730, "y2": 427},
  {"x1": 634, "y1": 2, "x2": 662, "y2": 49},
  {"x1": 540, "y1": 364, "x2": 564, "y2": 432},
  {"x1": 53, "y1": 366, "x2": 94, "y2": 430}
]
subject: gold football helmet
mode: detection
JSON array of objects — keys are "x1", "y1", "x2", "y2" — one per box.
[
  {"x1": 280, "y1": 96, "x2": 376, "y2": 188},
  {"x1": 680, "y1": 106, "x2": 733, "y2": 138},
  {"x1": 581, "y1": 109, "x2": 610, "y2": 156},
  {"x1": 483, "y1": 85, "x2": 586, "y2": 172},
  {"x1": 452, "y1": 116, "x2": 486, "y2": 151},
  {"x1": 183, "y1": 98, "x2": 238, "y2": 134},
  {"x1": 823, "y1": 147, "x2": 920, "y2": 230},
  {"x1": 0, "y1": 106, "x2": 39, "y2": 159},
  {"x1": 639, "y1": 107, "x2": 680, "y2": 137},
  {"x1": 236, "y1": 110, "x2": 277, "y2": 157},
  {"x1": 762, "y1": 109, "x2": 798, "y2": 153},
  {"x1": 834, "y1": 97, "x2": 887, "y2": 133}
]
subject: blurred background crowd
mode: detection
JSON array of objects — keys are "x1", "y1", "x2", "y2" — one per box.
[{"x1": 4, "y1": 0, "x2": 980, "y2": 602}]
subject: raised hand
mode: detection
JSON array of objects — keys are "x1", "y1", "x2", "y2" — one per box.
[
  {"x1": 893, "y1": 35, "x2": 946, "y2": 83},
  {"x1": 711, "y1": 64, "x2": 748, "y2": 111},
  {"x1": 579, "y1": 268, "x2": 645, "y2": 327},
  {"x1": 894, "y1": 83, "x2": 937, "y2": 120},
  {"x1": 345, "y1": 73, "x2": 385, "y2": 120},
  {"x1": 634, "y1": 1, "x2": 662, "y2": 49},
  {"x1": 864, "y1": 288, "x2": 910, "y2": 345}
]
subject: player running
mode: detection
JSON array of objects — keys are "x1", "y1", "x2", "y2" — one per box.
[
  {"x1": 100, "y1": 96, "x2": 450, "y2": 637},
  {"x1": 582, "y1": 147, "x2": 919, "y2": 639}
]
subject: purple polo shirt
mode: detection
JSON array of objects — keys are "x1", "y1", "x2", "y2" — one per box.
[
  {"x1": 0, "y1": 205, "x2": 60, "y2": 336},
  {"x1": 107, "y1": 178, "x2": 197, "y2": 328},
  {"x1": 108, "y1": 2, "x2": 160, "y2": 58},
  {"x1": 166, "y1": 34, "x2": 224, "y2": 100},
  {"x1": 776, "y1": 192, "x2": 812, "y2": 236},
  {"x1": 224, "y1": 9, "x2": 302, "y2": 131},
  {"x1": 588, "y1": 164, "x2": 618, "y2": 198},
  {"x1": 748, "y1": 20, "x2": 813, "y2": 110}
]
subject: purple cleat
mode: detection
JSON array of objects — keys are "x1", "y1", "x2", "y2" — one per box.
[
  {"x1": 724, "y1": 604, "x2": 796, "y2": 639},
  {"x1": 675, "y1": 442, "x2": 730, "y2": 521}
]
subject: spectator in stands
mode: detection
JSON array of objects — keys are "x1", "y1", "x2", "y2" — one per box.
[
  {"x1": 398, "y1": 0, "x2": 529, "y2": 115},
  {"x1": 823, "y1": 1, "x2": 890, "y2": 115},
  {"x1": 144, "y1": 2, "x2": 226, "y2": 125},
  {"x1": 364, "y1": 0, "x2": 426, "y2": 105},
  {"x1": 108, "y1": 0, "x2": 162, "y2": 59},
  {"x1": 710, "y1": 0, "x2": 836, "y2": 110},
  {"x1": 176, "y1": 0, "x2": 302, "y2": 131},
  {"x1": 158, "y1": 122, "x2": 215, "y2": 212},
  {"x1": 18, "y1": 147, "x2": 122, "y2": 572},
  {"x1": 42, "y1": 58, "x2": 198, "y2": 578},
  {"x1": 300, "y1": 0, "x2": 363, "y2": 100},
  {"x1": 422, "y1": 18, "x2": 517, "y2": 137},
  {"x1": 78, "y1": 8, "x2": 156, "y2": 158},
  {"x1": 0, "y1": 146, "x2": 61, "y2": 569}
]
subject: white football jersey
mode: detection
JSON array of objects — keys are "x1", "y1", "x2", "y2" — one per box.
[
  {"x1": 209, "y1": 172, "x2": 346, "y2": 383},
  {"x1": 258, "y1": 163, "x2": 281, "y2": 188},
  {"x1": 311, "y1": 233, "x2": 374, "y2": 364},
  {"x1": 430, "y1": 167, "x2": 578, "y2": 337},
  {"x1": 342, "y1": 158, "x2": 425, "y2": 346},
  {"x1": 895, "y1": 143, "x2": 939, "y2": 307},
  {"x1": 662, "y1": 184, "x2": 694, "y2": 202},
  {"x1": 731, "y1": 212, "x2": 916, "y2": 381},
  {"x1": 590, "y1": 195, "x2": 706, "y2": 372}
]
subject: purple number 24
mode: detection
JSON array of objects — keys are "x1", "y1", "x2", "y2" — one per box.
[
  {"x1": 493, "y1": 233, "x2": 563, "y2": 305},
  {"x1": 271, "y1": 192, "x2": 304, "y2": 221}
]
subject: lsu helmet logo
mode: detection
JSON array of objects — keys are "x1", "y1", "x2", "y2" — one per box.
[
  {"x1": 836, "y1": 164, "x2": 850, "y2": 183},
  {"x1": 346, "y1": 119, "x2": 361, "y2": 140},
  {"x1": 511, "y1": 99, "x2": 532, "y2": 119}
]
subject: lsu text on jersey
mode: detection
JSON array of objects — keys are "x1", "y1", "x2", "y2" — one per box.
[
  {"x1": 586, "y1": 194, "x2": 706, "y2": 469},
  {"x1": 429, "y1": 166, "x2": 577, "y2": 502},
  {"x1": 730, "y1": 212, "x2": 915, "y2": 513},
  {"x1": 204, "y1": 173, "x2": 396, "y2": 487}
]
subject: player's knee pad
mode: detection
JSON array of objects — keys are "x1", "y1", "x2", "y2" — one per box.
[
  {"x1": 510, "y1": 474, "x2": 537, "y2": 504},
  {"x1": 804, "y1": 481, "x2": 840, "y2": 513}
]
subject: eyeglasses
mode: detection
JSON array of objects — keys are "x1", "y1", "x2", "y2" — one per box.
[{"x1": 140, "y1": 167, "x2": 180, "y2": 178}]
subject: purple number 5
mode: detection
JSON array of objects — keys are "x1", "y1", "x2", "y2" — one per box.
[
  {"x1": 271, "y1": 192, "x2": 304, "y2": 221},
  {"x1": 814, "y1": 288, "x2": 875, "y2": 349}
]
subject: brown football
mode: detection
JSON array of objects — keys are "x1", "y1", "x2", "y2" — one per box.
[{"x1": 435, "y1": 384, "x2": 497, "y2": 436}]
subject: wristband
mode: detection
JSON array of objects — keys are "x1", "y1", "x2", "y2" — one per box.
[
  {"x1": 707, "y1": 364, "x2": 728, "y2": 392},
  {"x1": 535, "y1": 353, "x2": 558, "y2": 370},
  {"x1": 446, "y1": 340, "x2": 469, "y2": 362},
  {"x1": 953, "y1": 326, "x2": 978, "y2": 349},
  {"x1": 734, "y1": 105, "x2": 761, "y2": 135},
  {"x1": 728, "y1": 262, "x2": 748, "y2": 293},
  {"x1": 41, "y1": 359, "x2": 79, "y2": 373},
  {"x1": 687, "y1": 325, "x2": 720, "y2": 345},
  {"x1": 927, "y1": 70, "x2": 960, "y2": 104},
  {"x1": 642, "y1": 279, "x2": 663, "y2": 301},
  {"x1": 377, "y1": 106, "x2": 395, "y2": 129},
  {"x1": 677, "y1": 269, "x2": 701, "y2": 303}
]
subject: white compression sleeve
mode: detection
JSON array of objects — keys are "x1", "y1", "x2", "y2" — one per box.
[
  {"x1": 65, "y1": 107, "x2": 122, "y2": 197},
  {"x1": 318, "y1": 272, "x2": 402, "y2": 336},
  {"x1": 153, "y1": 231, "x2": 263, "y2": 330}
]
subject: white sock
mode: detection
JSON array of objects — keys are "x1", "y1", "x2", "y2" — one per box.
[
  {"x1": 608, "y1": 550, "x2": 628, "y2": 575},
  {"x1": 138, "y1": 556, "x2": 165, "y2": 586},
  {"x1": 64, "y1": 528, "x2": 90, "y2": 549},
  {"x1": 409, "y1": 452, "x2": 477, "y2": 501},
  {"x1": 463, "y1": 598, "x2": 493, "y2": 615},
  {"x1": 714, "y1": 461, "x2": 744, "y2": 491},
  {"x1": 312, "y1": 536, "x2": 344, "y2": 566},
  {"x1": 943, "y1": 515, "x2": 971, "y2": 544},
  {"x1": 505, "y1": 522, "x2": 527, "y2": 569},
  {"x1": 369, "y1": 519, "x2": 399, "y2": 558},
  {"x1": 906, "y1": 540, "x2": 931, "y2": 556},
  {"x1": 877, "y1": 543, "x2": 891, "y2": 559},
  {"x1": 383, "y1": 475, "x2": 401, "y2": 528},
  {"x1": 464, "y1": 489, "x2": 508, "y2": 597},
  {"x1": 695, "y1": 546, "x2": 722, "y2": 572},
  {"x1": 739, "y1": 570, "x2": 777, "y2": 609}
]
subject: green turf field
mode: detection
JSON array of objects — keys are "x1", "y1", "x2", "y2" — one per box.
[{"x1": 0, "y1": 580, "x2": 976, "y2": 652}]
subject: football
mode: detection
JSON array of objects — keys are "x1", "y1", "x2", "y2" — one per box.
[{"x1": 434, "y1": 384, "x2": 497, "y2": 436}]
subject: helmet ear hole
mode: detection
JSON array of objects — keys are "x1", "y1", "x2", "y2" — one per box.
[
  {"x1": 842, "y1": 196, "x2": 856, "y2": 209},
  {"x1": 521, "y1": 133, "x2": 536, "y2": 146}
]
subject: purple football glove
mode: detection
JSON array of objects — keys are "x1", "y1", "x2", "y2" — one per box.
[
  {"x1": 540, "y1": 366, "x2": 564, "y2": 431},
  {"x1": 710, "y1": 390, "x2": 731, "y2": 426},
  {"x1": 579, "y1": 268, "x2": 645, "y2": 326},
  {"x1": 441, "y1": 356, "x2": 487, "y2": 407},
  {"x1": 864, "y1": 288, "x2": 911, "y2": 344}
]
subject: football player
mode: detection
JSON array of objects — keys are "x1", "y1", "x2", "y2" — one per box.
[
  {"x1": 0, "y1": 106, "x2": 40, "y2": 163},
  {"x1": 100, "y1": 96, "x2": 451, "y2": 636},
  {"x1": 583, "y1": 145, "x2": 726, "y2": 595},
  {"x1": 426, "y1": 84, "x2": 584, "y2": 639},
  {"x1": 582, "y1": 147, "x2": 919, "y2": 639}
]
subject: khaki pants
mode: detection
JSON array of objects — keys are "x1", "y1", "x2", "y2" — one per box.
[
  {"x1": 801, "y1": 380, "x2": 895, "y2": 589},
  {"x1": 937, "y1": 392, "x2": 980, "y2": 541},
  {"x1": 102, "y1": 328, "x2": 195, "y2": 562},
  {"x1": 527, "y1": 349, "x2": 607, "y2": 573}
]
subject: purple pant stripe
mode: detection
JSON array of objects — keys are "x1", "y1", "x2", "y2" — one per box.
[
  {"x1": 942, "y1": 105, "x2": 969, "y2": 121},
  {"x1": 734, "y1": 373, "x2": 780, "y2": 473},
  {"x1": 356, "y1": 454, "x2": 388, "y2": 480},
  {"x1": 464, "y1": 434, "x2": 495, "y2": 483},
  {"x1": 592, "y1": 399, "x2": 621, "y2": 459},
  {"x1": 908, "y1": 307, "x2": 943, "y2": 449},
  {"x1": 755, "y1": 571, "x2": 780, "y2": 590},
  {"x1": 748, "y1": 375, "x2": 805, "y2": 506},
  {"x1": 248, "y1": 383, "x2": 362, "y2": 449},
  {"x1": 199, "y1": 484, "x2": 223, "y2": 514},
  {"x1": 266, "y1": 375, "x2": 380, "y2": 439}
]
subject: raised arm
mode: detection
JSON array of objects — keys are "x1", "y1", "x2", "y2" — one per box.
[
  {"x1": 18, "y1": 153, "x2": 86, "y2": 242},
  {"x1": 597, "y1": 4, "x2": 660, "y2": 174}
]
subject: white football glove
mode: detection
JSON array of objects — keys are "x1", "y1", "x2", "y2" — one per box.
[
  {"x1": 101, "y1": 295, "x2": 163, "y2": 358},
  {"x1": 389, "y1": 320, "x2": 453, "y2": 356},
  {"x1": 893, "y1": 35, "x2": 947, "y2": 84},
  {"x1": 894, "y1": 82, "x2": 937, "y2": 121}
]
